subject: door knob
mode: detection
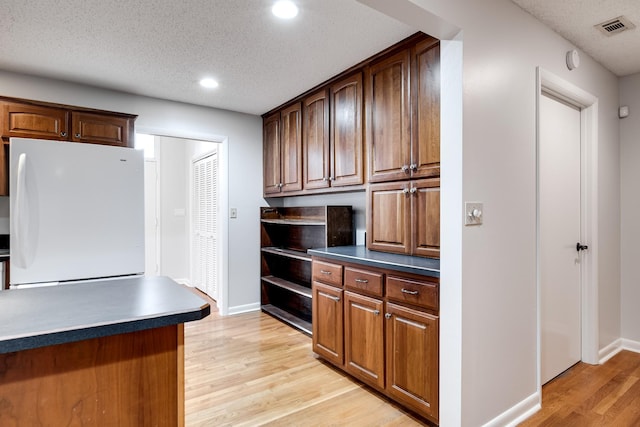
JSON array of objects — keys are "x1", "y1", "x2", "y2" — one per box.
[{"x1": 576, "y1": 242, "x2": 589, "y2": 252}]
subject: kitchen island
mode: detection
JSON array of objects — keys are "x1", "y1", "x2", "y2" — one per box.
[{"x1": 0, "y1": 275, "x2": 210, "y2": 426}]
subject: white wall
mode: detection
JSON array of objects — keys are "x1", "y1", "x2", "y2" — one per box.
[
  {"x1": 620, "y1": 72, "x2": 640, "y2": 343},
  {"x1": 0, "y1": 70, "x2": 264, "y2": 313},
  {"x1": 366, "y1": 0, "x2": 621, "y2": 425},
  {"x1": 157, "y1": 136, "x2": 188, "y2": 281}
]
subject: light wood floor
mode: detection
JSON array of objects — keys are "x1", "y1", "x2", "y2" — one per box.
[
  {"x1": 520, "y1": 350, "x2": 640, "y2": 426},
  {"x1": 183, "y1": 294, "x2": 429, "y2": 426},
  {"x1": 183, "y1": 290, "x2": 640, "y2": 426}
]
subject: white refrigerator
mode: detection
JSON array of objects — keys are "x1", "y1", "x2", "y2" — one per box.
[{"x1": 9, "y1": 138, "x2": 145, "y2": 288}]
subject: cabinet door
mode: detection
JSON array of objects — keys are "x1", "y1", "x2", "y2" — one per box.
[
  {"x1": 280, "y1": 103, "x2": 303, "y2": 193},
  {"x1": 2, "y1": 102, "x2": 69, "y2": 140},
  {"x1": 312, "y1": 281, "x2": 343, "y2": 366},
  {"x1": 0, "y1": 144, "x2": 7, "y2": 196},
  {"x1": 367, "y1": 50, "x2": 411, "y2": 183},
  {"x1": 330, "y1": 72, "x2": 364, "y2": 187},
  {"x1": 411, "y1": 38, "x2": 440, "y2": 179},
  {"x1": 263, "y1": 112, "x2": 282, "y2": 195},
  {"x1": 303, "y1": 90, "x2": 330, "y2": 190},
  {"x1": 411, "y1": 178, "x2": 440, "y2": 258},
  {"x1": 344, "y1": 291, "x2": 385, "y2": 389},
  {"x1": 367, "y1": 181, "x2": 411, "y2": 255},
  {"x1": 386, "y1": 302, "x2": 439, "y2": 422},
  {"x1": 71, "y1": 112, "x2": 133, "y2": 147}
]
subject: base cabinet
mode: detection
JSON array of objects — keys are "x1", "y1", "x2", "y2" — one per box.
[
  {"x1": 311, "y1": 256, "x2": 439, "y2": 424},
  {"x1": 312, "y1": 281, "x2": 343, "y2": 365},
  {"x1": 386, "y1": 302, "x2": 439, "y2": 421},
  {"x1": 344, "y1": 290, "x2": 385, "y2": 389}
]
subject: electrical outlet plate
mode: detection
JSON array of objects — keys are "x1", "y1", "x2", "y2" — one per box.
[{"x1": 465, "y1": 202, "x2": 483, "y2": 226}]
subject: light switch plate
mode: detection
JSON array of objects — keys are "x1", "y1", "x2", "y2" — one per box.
[
  {"x1": 465, "y1": 202, "x2": 483, "y2": 226},
  {"x1": 230, "y1": 208, "x2": 238, "y2": 219}
]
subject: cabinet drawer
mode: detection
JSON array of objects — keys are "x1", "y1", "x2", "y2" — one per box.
[
  {"x1": 386, "y1": 276, "x2": 438, "y2": 311},
  {"x1": 344, "y1": 267, "x2": 383, "y2": 297},
  {"x1": 312, "y1": 260, "x2": 343, "y2": 287}
]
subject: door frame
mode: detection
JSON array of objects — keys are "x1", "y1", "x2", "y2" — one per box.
[
  {"x1": 536, "y1": 67, "x2": 599, "y2": 393},
  {"x1": 137, "y1": 126, "x2": 230, "y2": 316}
]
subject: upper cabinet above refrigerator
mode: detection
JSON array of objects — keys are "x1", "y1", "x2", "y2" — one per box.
[{"x1": 0, "y1": 96, "x2": 138, "y2": 196}]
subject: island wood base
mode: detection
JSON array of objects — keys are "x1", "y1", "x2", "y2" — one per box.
[{"x1": 0, "y1": 324, "x2": 184, "y2": 426}]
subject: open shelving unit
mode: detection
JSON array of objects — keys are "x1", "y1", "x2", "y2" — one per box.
[{"x1": 260, "y1": 206, "x2": 353, "y2": 335}]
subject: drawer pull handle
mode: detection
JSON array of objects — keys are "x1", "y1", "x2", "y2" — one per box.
[
  {"x1": 401, "y1": 288, "x2": 419, "y2": 295},
  {"x1": 320, "y1": 270, "x2": 332, "y2": 275},
  {"x1": 355, "y1": 278, "x2": 369, "y2": 283}
]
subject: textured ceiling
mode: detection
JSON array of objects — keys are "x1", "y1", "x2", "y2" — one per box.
[
  {"x1": 512, "y1": 0, "x2": 640, "y2": 76},
  {"x1": 0, "y1": 0, "x2": 414, "y2": 115},
  {"x1": 1, "y1": 1, "x2": 637, "y2": 117}
]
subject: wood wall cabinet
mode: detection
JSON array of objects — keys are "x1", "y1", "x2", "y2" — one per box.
[
  {"x1": 303, "y1": 72, "x2": 364, "y2": 192},
  {"x1": 311, "y1": 255, "x2": 439, "y2": 424},
  {"x1": 367, "y1": 178, "x2": 440, "y2": 258},
  {"x1": 0, "y1": 96, "x2": 137, "y2": 196},
  {"x1": 366, "y1": 38, "x2": 440, "y2": 183},
  {"x1": 260, "y1": 206, "x2": 353, "y2": 334},
  {"x1": 1, "y1": 98, "x2": 136, "y2": 147},
  {"x1": 263, "y1": 103, "x2": 303, "y2": 195}
]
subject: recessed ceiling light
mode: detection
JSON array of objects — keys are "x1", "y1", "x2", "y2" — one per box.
[
  {"x1": 272, "y1": 0, "x2": 298, "y2": 19},
  {"x1": 199, "y1": 78, "x2": 219, "y2": 89}
]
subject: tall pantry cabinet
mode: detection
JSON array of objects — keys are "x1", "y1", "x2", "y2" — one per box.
[{"x1": 366, "y1": 37, "x2": 441, "y2": 258}]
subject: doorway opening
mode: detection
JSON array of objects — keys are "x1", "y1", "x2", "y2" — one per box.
[
  {"x1": 536, "y1": 68, "x2": 599, "y2": 392},
  {"x1": 136, "y1": 133, "x2": 225, "y2": 310}
]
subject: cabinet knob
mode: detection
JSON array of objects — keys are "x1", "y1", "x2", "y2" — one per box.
[
  {"x1": 322, "y1": 177, "x2": 328, "y2": 182},
  {"x1": 373, "y1": 310, "x2": 380, "y2": 316},
  {"x1": 385, "y1": 313, "x2": 392, "y2": 319},
  {"x1": 402, "y1": 188, "x2": 410, "y2": 194},
  {"x1": 401, "y1": 165, "x2": 409, "y2": 173},
  {"x1": 409, "y1": 163, "x2": 417, "y2": 171},
  {"x1": 409, "y1": 187, "x2": 417, "y2": 194},
  {"x1": 329, "y1": 177, "x2": 335, "y2": 181},
  {"x1": 60, "y1": 131, "x2": 67, "y2": 137},
  {"x1": 278, "y1": 183, "x2": 283, "y2": 188},
  {"x1": 75, "y1": 133, "x2": 81, "y2": 138}
]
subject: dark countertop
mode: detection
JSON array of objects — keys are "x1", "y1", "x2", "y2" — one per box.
[
  {"x1": 0, "y1": 275, "x2": 210, "y2": 354},
  {"x1": 308, "y1": 245, "x2": 440, "y2": 278}
]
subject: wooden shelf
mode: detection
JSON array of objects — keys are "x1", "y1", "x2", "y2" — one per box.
[
  {"x1": 261, "y1": 219, "x2": 325, "y2": 226},
  {"x1": 262, "y1": 304, "x2": 312, "y2": 336},
  {"x1": 260, "y1": 206, "x2": 353, "y2": 335},
  {"x1": 261, "y1": 247, "x2": 311, "y2": 262},
  {"x1": 262, "y1": 276, "x2": 312, "y2": 299}
]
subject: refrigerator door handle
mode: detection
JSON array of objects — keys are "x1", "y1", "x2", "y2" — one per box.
[{"x1": 14, "y1": 153, "x2": 30, "y2": 268}]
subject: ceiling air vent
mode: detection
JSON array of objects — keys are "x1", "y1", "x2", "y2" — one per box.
[{"x1": 595, "y1": 16, "x2": 636, "y2": 36}]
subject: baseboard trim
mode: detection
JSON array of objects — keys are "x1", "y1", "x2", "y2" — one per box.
[
  {"x1": 482, "y1": 392, "x2": 540, "y2": 427},
  {"x1": 227, "y1": 302, "x2": 261, "y2": 315},
  {"x1": 621, "y1": 338, "x2": 640, "y2": 354},
  {"x1": 599, "y1": 339, "x2": 623, "y2": 364}
]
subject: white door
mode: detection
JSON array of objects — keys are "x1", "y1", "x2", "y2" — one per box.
[
  {"x1": 540, "y1": 92, "x2": 582, "y2": 384},
  {"x1": 144, "y1": 159, "x2": 159, "y2": 275},
  {"x1": 192, "y1": 152, "x2": 218, "y2": 299}
]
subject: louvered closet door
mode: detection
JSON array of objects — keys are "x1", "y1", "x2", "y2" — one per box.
[{"x1": 193, "y1": 152, "x2": 218, "y2": 300}]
